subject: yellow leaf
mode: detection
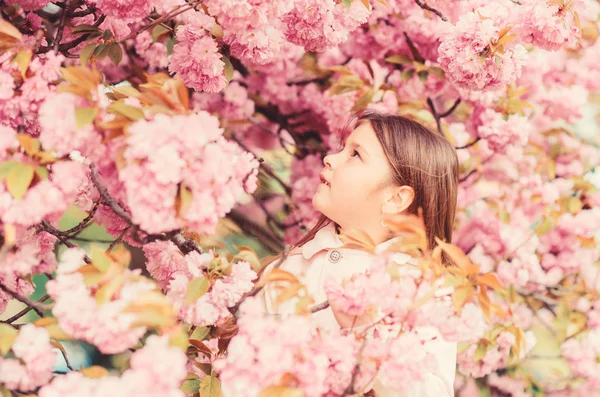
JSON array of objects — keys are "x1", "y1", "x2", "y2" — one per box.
[
  {"x1": 328, "y1": 75, "x2": 364, "y2": 96},
  {"x1": 16, "y1": 134, "x2": 40, "y2": 155},
  {"x1": 222, "y1": 55, "x2": 234, "y2": 84},
  {"x1": 185, "y1": 276, "x2": 210, "y2": 305},
  {"x1": 95, "y1": 275, "x2": 124, "y2": 305},
  {"x1": 91, "y1": 244, "x2": 113, "y2": 272},
  {"x1": 351, "y1": 88, "x2": 374, "y2": 112},
  {"x1": 175, "y1": 184, "x2": 193, "y2": 217},
  {"x1": 476, "y1": 273, "x2": 505, "y2": 292},
  {"x1": 360, "y1": 0, "x2": 370, "y2": 9},
  {"x1": 259, "y1": 386, "x2": 304, "y2": 397},
  {"x1": 275, "y1": 283, "x2": 303, "y2": 306},
  {"x1": 232, "y1": 248, "x2": 261, "y2": 272},
  {"x1": 190, "y1": 326, "x2": 210, "y2": 341},
  {"x1": 436, "y1": 238, "x2": 480, "y2": 276},
  {"x1": 567, "y1": 197, "x2": 582, "y2": 214},
  {"x1": 81, "y1": 366, "x2": 110, "y2": 378},
  {"x1": 6, "y1": 162, "x2": 34, "y2": 200},
  {"x1": 535, "y1": 217, "x2": 553, "y2": 236},
  {"x1": 75, "y1": 107, "x2": 98, "y2": 129},
  {"x1": 338, "y1": 228, "x2": 376, "y2": 252},
  {"x1": 181, "y1": 379, "x2": 202, "y2": 394},
  {"x1": 452, "y1": 285, "x2": 473, "y2": 313},
  {"x1": 0, "y1": 324, "x2": 18, "y2": 355},
  {"x1": 3, "y1": 223, "x2": 16, "y2": 246},
  {"x1": 473, "y1": 343, "x2": 488, "y2": 362},
  {"x1": 13, "y1": 48, "x2": 32, "y2": 79},
  {"x1": 200, "y1": 374, "x2": 221, "y2": 397},
  {"x1": 263, "y1": 268, "x2": 300, "y2": 284},
  {"x1": 0, "y1": 19, "x2": 22, "y2": 41},
  {"x1": 385, "y1": 54, "x2": 413, "y2": 65},
  {"x1": 79, "y1": 44, "x2": 96, "y2": 67}
]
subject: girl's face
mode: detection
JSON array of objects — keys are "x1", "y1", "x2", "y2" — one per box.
[{"x1": 313, "y1": 120, "x2": 396, "y2": 241}]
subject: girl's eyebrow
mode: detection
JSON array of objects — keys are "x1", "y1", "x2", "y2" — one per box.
[{"x1": 349, "y1": 141, "x2": 369, "y2": 158}]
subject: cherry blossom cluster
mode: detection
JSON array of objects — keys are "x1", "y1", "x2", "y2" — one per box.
[{"x1": 38, "y1": 335, "x2": 187, "y2": 397}]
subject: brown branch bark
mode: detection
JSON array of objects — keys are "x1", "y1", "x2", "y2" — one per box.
[
  {"x1": 4, "y1": 294, "x2": 50, "y2": 323},
  {"x1": 439, "y1": 98, "x2": 461, "y2": 118},
  {"x1": 0, "y1": 284, "x2": 53, "y2": 318},
  {"x1": 414, "y1": 0, "x2": 448, "y2": 22},
  {"x1": 455, "y1": 137, "x2": 481, "y2": 149},
  {"x1": 53, "y1": 0, "x2": 71, "y2": 54},
  {"x1": 38, "y1": 221, "x2": 93, "y2": 264}
]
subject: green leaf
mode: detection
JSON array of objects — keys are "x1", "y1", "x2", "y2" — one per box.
[
  {"x1": 71, "y1": 24, "x2": 101, "y2": 35},
  {"x1": 185, "y1": 277, "x2": 210, "y2": 305},
  {"x1": 80, "y1": 43, "x2": 96, "y2": 66},
  {"x1": 200, "y1": 375, "x2": 221, "y2": 397},
  {"x1": 418, "y1": 70, "x2": 428, "y2": 83},
  {"x1": 6, "y1": 162, "x2": 34, "y2": 200},
  {"x1": 428, "y1": 66, "x2": 445, "y2": 80},
  {"x1": 181, "y1": 379, "x2": 202, "y2": 394},
  {"x1": 35, "y1": 166, "x2": 49, "y2": 180},
  {"x1": 328, "y1": 75, "x2": 364, "y2": 96},
  {"x1": 190, "y1": 326, "x2": 210, "y2": 341},
  {"x1": 385, "y1": 54, "x2": 413, "y2": 65},
  {"x1": 166, "y1": 36, "x2": 176, "y2": 56},
  {"x1": 473, "y1": 343, "x2": 488, "y2": 362},
  {"x1": 351, "y1": 88, "x2": 374, "y2": 112},
  {"x1": 152, "y1": 24, "x2": 171, "y2": 41},
  {"x1": 108, "y1": 102, "x2": 144, "y2": 121},
  {"x1": 93, "y1": 43, "x2": 109, "y2": 61},
  {"x1": 401, "y1": 69, "x2": 415, "y2": 83},
  {"x1": 222, "y1": 55, "x2": 234, "y2": 84},
  {"x1": 108, "y1": 43, "x2": 123, "y2": 66},
  {"x1": 0, "y1": 160, "x2": 19, "y2": 180},
  {"x1": 91, "y1": 244, "x2": 113, "y2": 272},
  {"x1": 75, "y1": 107, "x2": 98, "y2": 129},
  {"x1": 0, "y1": 323, "x2": 18, "y2": 355}
]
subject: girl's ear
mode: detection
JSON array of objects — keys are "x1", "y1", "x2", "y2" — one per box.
[{"x1": 381, "y1": 185, "x2": 415, "y2": 215}]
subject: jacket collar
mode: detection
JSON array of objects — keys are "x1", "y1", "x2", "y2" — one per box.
[{"x1": 301, "y1": 223, "x2": 402, "y2": 260}]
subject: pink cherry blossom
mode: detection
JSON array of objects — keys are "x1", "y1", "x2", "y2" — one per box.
[{"x1": 0, "y1": 324, "x2": 56, "y2": 392}]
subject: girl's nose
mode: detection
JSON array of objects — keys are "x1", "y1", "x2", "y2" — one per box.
[{"x1": 323, "y1": 154, "x2": 333, "y2": 169}]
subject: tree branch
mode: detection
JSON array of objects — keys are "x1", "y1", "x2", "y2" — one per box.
[
  {"x1": 455, "y1": 137, "x2": 481, "y2": 150},
  {"x1": 426, "y1": 97, "x2": 443, "y2": 135},
  {"x1": 414, "y1": 0, "x2": 448, "y2": 22},
  {"x1": 439, "y1": 99, "x2": 461, "y2": 118},
  {"x1": 310, "y1": 300, "x2": 330, "y2": 313},
  {"x1": 53, "y1": 0, "x2": 71, "y2": 54},
  {"x1": 4, "y1": 294, "x2": 50, "y2": 323},
  {"x1": 89, "y1": 164, "x2": 133, "y2": 223},
  {"x1": 227, "y1": 208, "x2": 284, "y2": 254},
  {"x1": 231, "y1": 246, "x2": 291, "y2": 318},
  {"x1": 38, "y1": 221, "x2": 93, "y2": 264},
  {"x1": 403, "y1": 32, "x2": 425, "y2": 64},
  {"x1": 0, "y1": 284, "x2": 53, "y2": 318}
]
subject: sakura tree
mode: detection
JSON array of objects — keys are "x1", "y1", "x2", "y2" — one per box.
[{"x1": 0, "y1": 0, "x2": 599, "y2": 396}]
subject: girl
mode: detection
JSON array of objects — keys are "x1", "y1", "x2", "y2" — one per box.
[{"x1": 259, "y1": 111, "x2": 460, "y2": 396}]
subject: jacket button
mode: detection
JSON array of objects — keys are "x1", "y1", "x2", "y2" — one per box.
[{"x1": 328, "y1": 250, "x2": 342, "y2": 263}]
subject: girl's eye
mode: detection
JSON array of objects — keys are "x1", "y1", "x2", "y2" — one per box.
[{"x1": 352, "y1": 150, "x2": 360, "y2": 158}]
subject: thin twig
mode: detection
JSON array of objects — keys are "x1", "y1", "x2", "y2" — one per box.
[
  {"x1": 340, "y1": 339, "x2": 369, "y2": 397},
  {"x1": 4, "y1": 295, "x2": 50, "y2": 323},
  {"x1": 310, "y1": 301, "x2": 330, "y2": 313},
  {"x1": 167, "y1": 231, "x2": 203, "y2": 255},
  {"x1": 227, "y1": 209, "x2": 284, "y2": 254},
  {"x1": 426, "y1": 97, "x2": 443, "y2": 135},
  {"x1": 89, "y1": 164, "x2": 133, "y2": 224},
  {"x1": 230, "y1": 133, "x2": 292, "y2": 195},
  {"x1": 403, "y1": 32, "x2": 425, "y2": 64},
  {"x1": 61, "y1": 200, "x2": 101, "y2": 235},
  {"x1": 455, "y1": 137, "x2": 481, "y2": 150},
  {"x1": 231, "y1": 247, "x2": 292, "y2": 318},
  {"x1": 414, "y1": 0, "x2": 448, "y2": 22},
  {"x1": 52, "y1": 341, "x2": 74, "y2": 371},
  {"x1": 39, "y1": 221, "x2": 92, "y2": 264},
  {"x1": 53, "y1": 0, "x2": 71, "y2": 54},
  {"x1": 439, "y1": 99, "x2": 461, "y2": 118},
  {"x1": 0, "y1": 283, "x2": 53, "y2": 318},
  {"x1": 106, "y1": 226, "x2": 130, "y2": 253}
]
